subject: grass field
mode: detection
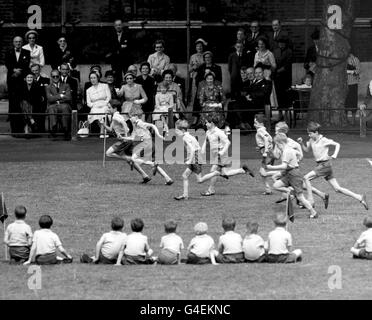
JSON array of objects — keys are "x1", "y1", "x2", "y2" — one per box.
[{"x1": 1, "y1": 152, "x2": 372, "y2": 300}]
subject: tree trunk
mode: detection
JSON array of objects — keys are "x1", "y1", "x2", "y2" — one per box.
[{"x1": 309, "y1": 0, "x2": 355, "y2": 127}]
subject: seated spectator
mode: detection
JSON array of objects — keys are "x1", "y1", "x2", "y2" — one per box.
[
  {"x1": 216, "y1": 217, "x2": 245, "y2": 264},
  {"x1": 266, "y1": 213, "x2": 302, "y2": 263},
  {"x1": 60, "y1": 62, "x2": 80, "y2": 111},
  {"x1": 351, "y1": 217, "x2": 372, "y2": 260},
  {"x1": 274, "y1": 36, "x2": 293, "y2": 110},
  {"x1": 168, "y1": 63, "x2": 186, "y2": 101},
  {"x1": 80, "y1": 217, "x2": 127, "y2": 264},
  {"x1": 153, "y1": 83, "x2": 174, "y2": 135},
  {"x1": 4, "y1": 205, "x2": 33, "y2": 264},
  {"x1": 116, "y1": 218, "x2": 156, "y2": 265},
  {"x1": 31, "y1": 63, "x2": 49, "y2": 133},
  {"x1": 46, "y1": 70, "x2": 72, "y2": 140},
  {"x1": 127, "y1": 64, "x2": 138, "y2": 78},
  {"x1": 118, "y1": 72, "x2": 147, "y2": 119},
  {"x1": 86, "y1": 71, "x2": 111, "y2": 138},
  {"x1": 158, "y1": 220, "x2": 184, "y2": 265},
  {"x1": 304, "y1": 29, "x2": 320, "y2": 77},
  {"x1": 19, "y1": 72, "x2": 43, "y2": 135},
  {"x1": 148, "y1": 40, "x2": 170, "y2": 83},
  {"x1": 186, "y1": 222, "x2": 218, "y2": 265},
  {"x1": 292, "y1": 73, "x2": 313, "y2": 89},
  {"x1": 105, "y1": 70, "x2": 119, "y2": 100},
  {"x1": 24, "y1": 215, "x2": 73, "y2": 265},
  {"x1": 22, "y1": 30, "x2": 45, "y2": 68},
  {"x1": 254, "y1": 38, "x2": 276, "y2": 72},
  {"x1": 84, "y1": 65, "x2": 103, "y2": 106},
  {"x1": 50, "y1": 35, "x2": 75, "y2": 71},
  {"x1": 228, "y1": 41, "x2": 249, "y2": 99},
  {"x1": 136, "y1": 62, "x2": 157, "y2": 122},
  {"x1": 243, "y1": 222, "x2": 266, "y2": 263}
]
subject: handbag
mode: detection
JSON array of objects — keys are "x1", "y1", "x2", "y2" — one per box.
[{"x1": 77, "y1": 121, "x2": 89, "y2": 138}]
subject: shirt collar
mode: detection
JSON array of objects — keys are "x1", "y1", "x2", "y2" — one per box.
[{"x1": 14, "y1": 220, "x2": 26, "y2": 224}]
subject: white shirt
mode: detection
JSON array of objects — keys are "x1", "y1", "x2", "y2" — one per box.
[
  {"x1": 309, "y1": 135, "x2": 335, "y2": 162},
  {"x1": 4, "y1": 220, "x2": 33, "y2": 247},
  {"x1": 183, "y1": 132, "x2": 201, "y2": 163},
  {"x1": 22, "y1": 44, "x2": 45, "y2": 66},
  {"x1": 160, "y1": 233, "x2": 184, "y2": 254},
  {"x1": 218, "y1": 231, "x2": 243, "y2": 254},
  {"x1": 243, "y1": 234, "x2": 266, "y2": 261},
  {"x1": 133, "y1": 119, "x2": 151, "y2": 140},
  {"x1": 287, "y1": 137, "x2": 303, "y2": 161},
  {"x1": 255, "y1": 126, "x2": 273, "y2": 150},
  {"x1": 15, "y1": 49, "x2": 21, "y2": 61},
  {"x1": 99, "y1": 231, "x2": 127, "y2": 260},
  {"x1": 268, "y1": 227, "x2": 292, "y2": 255},
  {"x1": 32, "y1": 229, "x2": 63, "y2": 256},
  {"x1": 356, "y1": 228, "x2": 372, "y2": 252},
  {"x1": 207, "y1": 127, "x2": 229, "y2": 153},
  {"x1": 112, "y1": 112, "x2": 129, "y2": 136},
  {"x1": 281, "y1": 145, "x2": 300, "y2": 169},
  {"x1": 188, "y1": 234, "x2": 215, "y2": 258},
  {"x1": 123, "y1": 232, "x2": 149, "y2": 256}
]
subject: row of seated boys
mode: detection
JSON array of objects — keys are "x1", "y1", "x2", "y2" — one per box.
[{"x1": 4, "y1": 205, "x2": 372, "y2": 265}]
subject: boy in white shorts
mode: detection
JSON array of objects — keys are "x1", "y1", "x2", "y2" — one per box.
[
  {"x1": 201, "y1": 114, "x2": 255, "y2": 196},
  {"x1": 174, "y1": 119, "x2": 227, "y2": 200},
  {"x1": 298, "y1": 121, "x2": 368, "y2": 210}
]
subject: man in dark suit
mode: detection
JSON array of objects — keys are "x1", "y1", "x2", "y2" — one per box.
[
  {"x1": 31, "y1": 63, "x2": 50, "y2": 132},
  {"x1": 60, "y1": 62, "x2": 80, "y2": 111},
  {"x1": 106, "y1": 19, "x2": 132, "y2": 87},
  {"x1": 246, "y1": 21, "x2": 267, "y2": 67},
  {"x1": 304, "y1": 29, "x2": 320, "y2": 77},
  {"x1": 268, "y1": 19, "x2": 291, "y2": 51},
  {"x1": 5, "y1": 36, "x2": 31, "y2": 135},
  {"x1": 46, "y1": 70, "x2": 72, "y2": 140},
  {"x1": 246, "y1": 66, "x2": 272, "y2": 127},
  {"x1": 228, "y1": 41, "x2": 249, "y2": 99}
]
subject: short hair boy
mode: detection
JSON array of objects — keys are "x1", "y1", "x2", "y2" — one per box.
[
  {"x1": 216, "y1": 217, "x2": 245, "y2": 263},
  {"x1": 116, "y1": 218, "x2": 156, "y2": 265},
  {"x1": 351, "y1": 217, "x2": 372, "y2": 260},
  {"x1": 158, "y1": 220, "x2": 184, "y2": 265},
  {"x1": 81, "y1": 217, "x2": 127, "y2": 264},
  {"x1": 266, "y1": 213, "x2": 302, "y2": 263},
  {"x1": 4, "y1": 206, "x2": 33, "y2": 264},
  {"x1": 186, "y1": 222, "x2": 218, "y2": 265},
  {"x1": 242, "y1": 222, "x2": 266, "y2": 262},
  {"x1": 24, "y1": 215, "x2": 73, "y2": 265}
]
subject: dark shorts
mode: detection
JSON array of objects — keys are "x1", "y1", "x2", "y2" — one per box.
[
  {"x1": 121, "y1": 254, "x2": 155, "y2": 265},
  {"x1": 354, "y1": 249, "x2": 372, "y2": 260},
  {"x1": 36, "y1": 253, "x2": 59, "y2": 265},
  {"x1": 98, "y1": 252, "x2": 117, "y2": 265},
  {"x1": 216, "y1": 252, "x2": 245, "y2": 264},
  {"x1": 266, "y1": 253, "x2": 298, "y2": 263},
  {"x1": 245, "y1": 253, "x2": 267, "y2": 263},
  {"x1": 111, "y1": 140, "x2": 134, "y2": 157},
  {"x1": 313, "y1": 160, "x2": 334, "y2": 181},
  {"x1": 188, "y1": 152, "x2": 202, "y2": 174},
  {"x1": 186, "y1": 252, "x2": 211, "y2": 265},
  {"x1": 158, "y1": 248, "x2": 179, "y2": 265},
  {"x1": 9, "y1": 246, "x2": 30, "y2": 263},
  {"x1": 280, "y1": 168, "x2": 304, "y2": 195}
]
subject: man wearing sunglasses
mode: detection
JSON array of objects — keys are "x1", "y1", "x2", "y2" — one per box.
[{"x1": 45, "y1": 70, "x2": 72, "y2": 140}]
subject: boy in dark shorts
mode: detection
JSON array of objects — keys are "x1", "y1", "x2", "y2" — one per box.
[
  {"x1": 298, "y1": 121, "x2": 368, "y2": 210},
  {"x1": 101, "y1": 99, "x2": 152, "y2": 184},
  {"x1": 174, "y1": 119, "x2": 225, "y2": 200},
  {"x1": 264, "y1": 133, "x2": 318, "y2": 219}
]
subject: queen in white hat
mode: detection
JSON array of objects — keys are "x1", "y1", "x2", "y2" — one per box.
[{"x1": 23, "y1": 30, "x2": 45, "y2": 67}]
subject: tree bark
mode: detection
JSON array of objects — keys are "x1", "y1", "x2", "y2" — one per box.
[{"x1": 309, "y1": 0, "x2": 355, "y2": 127}]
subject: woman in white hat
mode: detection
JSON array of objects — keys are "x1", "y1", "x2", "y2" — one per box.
[{"x1": 23, "y1": 30, "x2": 45, "y2": 67}]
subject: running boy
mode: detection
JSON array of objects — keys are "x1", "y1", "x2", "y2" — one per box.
[
  {"x1": 126, "y1": 104, "x2": 174, "y2": 185},
  {"x1": 101, "y1": 99, "x2": 152, "y2": 184},
  {"x1": 174, "y1": 119, "x2": 227, "y2": 200},
  {"x1": 4, "y1": 206, "x2": 33, "y2": 264},
  {"x1": 298, "y1": 121, "x2": 368, "y2": 210},
  {"x1": 254, "y1": 114, "x2": 273, "y2": 195},
  {"x1": 201, "y1": 114, "x2": 255, "y2": 196},
  {"x1": 263, "y1": 133, "x2": 318, "y2": 218}
]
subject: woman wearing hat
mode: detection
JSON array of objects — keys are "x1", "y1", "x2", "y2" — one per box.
[
  {"x1": 23, "y1": 30, "x2": 45, "y2": 67},
  {"x1": 118, "y1": 72, "x2": 148, "y2": 119},
  {"x1": 189, "y1": 39, "x2": 207, "y2": 108}
]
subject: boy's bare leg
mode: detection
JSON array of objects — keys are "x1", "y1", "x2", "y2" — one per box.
[{"x1": 196, "y1": 171, "x2": 221, "y2": 183}]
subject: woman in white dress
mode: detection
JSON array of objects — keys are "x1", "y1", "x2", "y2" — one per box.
[
  {"x1": 86, "y1": 72, "x2": 111, "y2": 138},
  {"x1": 22, "y1": 30, "x2": 45, "y2": 68}
]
